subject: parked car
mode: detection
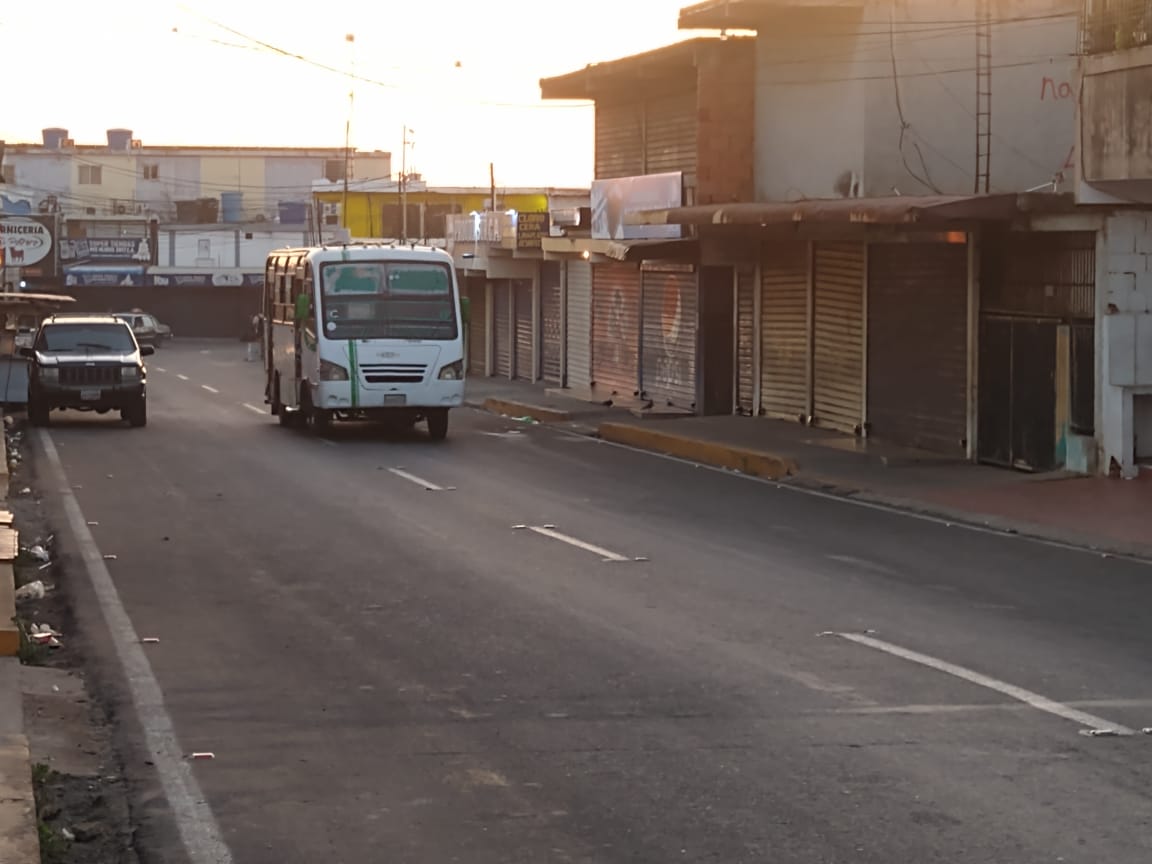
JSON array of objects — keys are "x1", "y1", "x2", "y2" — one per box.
[
  {"x1": 114, "y1": 310, "x2": 172, "y2": 347},
  {"x1": 22, "y1": 314, "x2": 154, "y2": 427}
]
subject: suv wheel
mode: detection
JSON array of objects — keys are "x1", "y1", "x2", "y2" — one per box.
[
  {"x1": 124, "y1": 397, "x2": 147, "y2": 428},
  {"x1": 28, "y1": 400, "x2": 50, "y2": 427}
]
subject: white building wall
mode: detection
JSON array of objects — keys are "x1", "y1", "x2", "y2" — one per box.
[
  {"x1": 754, "y1": 0, "x2": 1079, "y2": 200},
  {"x1": 1099, "y1": 212, "x2": 1152, "y2": 477}
]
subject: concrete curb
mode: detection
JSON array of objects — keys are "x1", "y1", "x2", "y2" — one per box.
[
  {"x1": 0, "y1": 658, "x2": 39, "y2": 863},
  {"x1": 598, "y1": 422, "x2": 798, "y2": 480},
  {"x1": 481, "y1": 397, "x2": 573, "y2": 424}
]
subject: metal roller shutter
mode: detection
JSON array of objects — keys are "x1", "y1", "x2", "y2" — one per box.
[
  {"x1": 493, "y1": 282, "x2": 511, "y2": 378},
  {"x1": 466, "y1": 279, "x2": 486, "y2": 376},
  {"x1": 541, "y1": 263, "x2": 562, "y2": 385},
  {"x1": 760, "y1": 243, "x2": 810, "y2": 422},
  {"x1": 812, "y1": 243, "x2": 865, "y2": 434},
  {"x1": 592, "y1": 264, "x2": 640, "y2": 399},
  {"x1": 595, "y1": 102, "x2": 644, "y2": 179},
  {"x1": 513, "y1": 279, "x2": 533, "y2": 381},
  {"x1": 867, "y1": 243, "x2": 969, "y2": 454},
  {"x1": 644, "y1": 92, "x2": 698, "y2": 176},
  {"x1": 566, "y1": 261, "x2": 592, "y2": 390},
  {"x1": 641, "y1": 269, "x2": 698, "y2": 410},
  {"x1": 736, "y1": 266, "x2": 756, "y2": 415}
]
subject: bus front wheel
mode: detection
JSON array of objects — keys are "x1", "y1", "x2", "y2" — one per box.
[{"x1": 427, "y1": 409, "x2": 449, "y2": 442}]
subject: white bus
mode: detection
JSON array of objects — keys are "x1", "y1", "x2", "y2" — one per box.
[{"x1": 262, "y1": 243, "x2": 465, "y2": 440}]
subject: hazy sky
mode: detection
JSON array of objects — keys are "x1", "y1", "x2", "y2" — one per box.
[{"x1": 1, "y1": 0, "x2": 707, "y2": 188}]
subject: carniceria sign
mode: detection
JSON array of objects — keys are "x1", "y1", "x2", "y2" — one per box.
[{"x1": 0, "y1": 218, "x2": 53, "y2": 267}]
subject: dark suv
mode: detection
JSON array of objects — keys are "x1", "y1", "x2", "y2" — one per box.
[{"x1": 22, "y1": 314, "x2": 154, "y2": 427}]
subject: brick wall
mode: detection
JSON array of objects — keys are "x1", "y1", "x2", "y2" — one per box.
[{"x1": 695, "y1": 41, "x2": 756, "y2": 206}]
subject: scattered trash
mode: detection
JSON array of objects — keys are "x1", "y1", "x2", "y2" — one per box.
[
  {"x1": 190, "y1": 752, "x2": 216, "y2": 761},
  {"x1": 103, "y1": 554, "x2": 118, "y2": 561},
  {"x1": 26, "y1": 545, "x2": 50, "y2": 563},
  {"x1": 1080, "y1": 728, "x2": 1121, "y2": 738},
  {"x1": 633, "y1": 556, "x2": 650, "y2": 562},
  {"x1": 87, "y1": 521, "x2": 99, "y2": 527},
  {"x1": 140, "y1": 637, "x2": 160, "y2": 644},
  {"x1": 1142, "y1": 728, "x2": 1152, "y2": 736},
  {"x1": 514, "y1": 416, "x2": 539, "y2": 425},
  {"x1": 37, "y1": 562, "x2": 53, "y2": 572},
  {"x1": 18, "y1": 487, "x2": 30, "y2": 496},
  {"x1": 61, "y1": 827, "x2": 75, "y2": 842},
  {"x1": 512, "y1": 524, "x2": 528, "y2": 530},
  {"x1": 14, "y1": 581, "x2": 45, "y2": 601},
  {"x1": 3, "y1": 416, "x2": 12, "y2": 428},
  {"x1": 28, "y1": 623, "x2": 62, "y2": 647}
]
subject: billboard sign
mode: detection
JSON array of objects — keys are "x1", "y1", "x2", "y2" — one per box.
[{"x1": 591, "y1": 172, "x2": 683, "y2": 241}]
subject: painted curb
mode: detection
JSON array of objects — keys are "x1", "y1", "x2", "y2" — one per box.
[
  {"x1": 483, "y1": 398, "x2": 573, "y2": 424},
  {"x1": 0, "y1": 566, "x2": 17, "y2": 657},
  {"x1": 0, "y1": 659, "x2": 39, "y2": 863},
  {"x1": 598, "y1": 422, "x2": 797, "y2": 480}
]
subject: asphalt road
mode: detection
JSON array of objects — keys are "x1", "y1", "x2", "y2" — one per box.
[{"x1": 33, "y1": 341, "x2": 1152, "y2": 864}]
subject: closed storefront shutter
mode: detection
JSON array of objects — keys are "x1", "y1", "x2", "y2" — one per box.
[
  {"x1": 541, "y1": 262, "x2": 562, "y2": 385},
  {"x1": 867, "y1": 243, "x2": 969, "y2": 454},
  {"x1": 566, "y1": 261, "x2": 592, "y2": 390},
  {"x1": 596, "y1": 102, "x2": 644, "y2": 179},
  {"x1": 644, "y1": 91, "x2": 698, "y2": 177},
  {"x1": 493, "y1": 281, "x2": 511, "y2": 378},
  {"x1": 513, "y1": 279, "x2": 534, "y2": 381},
  {"x1": 760, "y1": 243, "x2": 810, "y2": 422},
  {"x1": 465, "y1": 278, "x2": 487, "y2": 376},
  {"x1": 736, "y1": 266, "x2": 756, "y2": 415},
  {"x1": 592, "y1": 264, "x2": 641, "y2": 398},
  {"x1": 812, "y1": 243, "x2": 865, "y2": 434},
  {"x1": 641, "y1": 268, "x2": 698, "y2": 410}
]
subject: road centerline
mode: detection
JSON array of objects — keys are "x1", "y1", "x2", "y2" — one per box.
[
  {"x1": 525, "y1": 525, "x2": 632, "y2": 563},
  {"x1": 201, "y1": 385, "x2": 219, "y2": 394},
  {"x1": 387, "y1": 468, "x2": 451, "y2": 491}
]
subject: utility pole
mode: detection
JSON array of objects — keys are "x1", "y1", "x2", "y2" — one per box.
[
  {"x1": 489, "y1": 162, "x2": 496, "y2": 212},
  {"x1": 342, "y1": 33, "x2": 355, "y2": 231},
  {"x1": 401, "y1": 125, "x2": 409, "y2": 243}
]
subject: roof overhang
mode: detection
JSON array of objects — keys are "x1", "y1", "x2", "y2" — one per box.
[
  {"x1": 541, "y1": 236, "x2": 700, "y2": 262},
  {"x1": 540, "y1": 37, "x2": 749, "y2": 100},
  {"x1": 678, "y1": 0, "x2": 866, "y2": 31},
  {"x1": 627, "y1": 193, "x2": 1078, "y2": 227}
]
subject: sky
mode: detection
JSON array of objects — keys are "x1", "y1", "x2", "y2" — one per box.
[{"x1": 1, "y1": 0, "x2": 708, "y2": 189}]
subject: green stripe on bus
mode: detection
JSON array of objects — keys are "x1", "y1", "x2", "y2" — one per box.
[{"x1": 348, "y1": 340, "x2": 360, "y2": 408}]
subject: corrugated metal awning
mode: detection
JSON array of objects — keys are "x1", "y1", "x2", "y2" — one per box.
[
  {"x1": 540, "y1": 236, "x2": 699, "y2": 262},
  {"x1": 628, "y1": 193, "x2": 1076, "y2": 228}
]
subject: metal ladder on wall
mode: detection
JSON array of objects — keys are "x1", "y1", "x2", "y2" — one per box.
[{"x1": 974, "y1": 0, "x2": 992, "y2": 194}]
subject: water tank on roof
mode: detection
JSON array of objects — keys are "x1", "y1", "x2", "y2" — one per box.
[
  {"x1": 106, "y1": 128, "x2": 133, "y2": 150},
  {"x1": 278, "y1": 201, "x2": 307, "y2": 224},
  {"x1": 220, "y1": 191, "x2": 243, "y2": 223},
  {"x1": 42, "y1": 128, "x2": 68, "y2": 149}
]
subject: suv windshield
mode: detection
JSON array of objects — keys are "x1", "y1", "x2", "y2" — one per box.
[{"x1": 37, "y1": 323, "x2": 137, "y2": 353}]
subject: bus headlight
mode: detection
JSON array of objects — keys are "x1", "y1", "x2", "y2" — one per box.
[
  {"x1": 319, "y1": 359, "x2": 349, "y2": 381},
  {"x1": 438, "y1": 360, "x2": 464, "y2": 380}
]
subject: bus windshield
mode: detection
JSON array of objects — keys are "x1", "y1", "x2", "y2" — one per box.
[{"x1": 320, "y1": 261, "x2": 458, "y2": 341}]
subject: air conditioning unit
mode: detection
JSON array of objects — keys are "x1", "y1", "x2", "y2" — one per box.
[{"x1": 113, "y1": 202, "x2": 129, "y2": 215}]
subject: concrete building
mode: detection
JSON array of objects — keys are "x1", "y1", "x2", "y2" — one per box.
[
  {"x1": 0, "y1": 128, "x2": 390, "y2": 224},
  {"x1": 1075, "y1": 0, "x2": 1152, "y2": 476}
]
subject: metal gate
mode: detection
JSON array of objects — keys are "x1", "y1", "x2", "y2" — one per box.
[
  {"x1": 493, "y1": 282, "x2": 511, "y2": 378},
  {"x1": 566, "y1": 261, "x2": 592, "y2": 390},
  {"x1": 978, "y1": 317, "x2": 1057, "y2": 471},
  {"x1": 641, "y1": 268, "x2": 697, "y2": 410},
  {"x1": 541, "y1": 262, "x2": 562, "y2": 385},
  {"x1": 867, "y1": 243, "x2": 969, "y2": 454},
  {"x1": 812, "y1": 243, "x2": 865, "y2": 434},
  {"x1": 592, "y1": 264, "x2": 641, "y2": 399},
  {"x1": 466, "y1": 278, "x2": 487, "y2": 376},
  {"x1": 736, "y1": 266, "x2": 756, "y2": 415},
  {"x1": 760, "y1": 243, "x2": 810, "y2": 422},
  {"x1": 513, "y1": 279, "x2": 533, "y2": 381}
]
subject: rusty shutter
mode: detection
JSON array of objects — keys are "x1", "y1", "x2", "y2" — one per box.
[
  {"x1": 982, "y1": 231, "x2": 1095, "y2": 319},
  {"x1": 466, "y1": 278, "x2": 487, "y2": 376},
  {"x1": 513, "y1": 279, "x2": 533, "y2": 381},
  {"x1": 644, "y1": 91, "x2": 698, "y2": 176},
  {"x1": 493, "y1": 281, "x2": 511, "y2": 378},
  {"x1": 566, "y1": 260, "x2": 592, "y2": 390},
  {"x1": 736, "y1": 266, "x2": 756, "y2": 415},
  {"x1": 641, "y1": 268, "x2": 698, "y2": 410},
  {"x1": 596, "y1": 102, "x2": 644, "y2": 179},
  {"x1": 867, "y1": 243, "x2": 969, "y2": 454},
  {"x1": 592, "y1": 264, "x2": 641, "y2": 399},
  {"x1": 760, "y1": 243, "x2": 810, "y2": 422},
  {"x1": 541, "y1": 262, "x2": 562, "y2": 385},
  {"x1": 812, "y1": 243, "x2": 865, "y2": 434}
]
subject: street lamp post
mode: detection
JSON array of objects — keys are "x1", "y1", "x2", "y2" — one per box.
[
  {"x1": 342, "y1": 33, "x2": 355, "y2": 232},
  {"x1": 400, "y1": 126, "x2": 414, "y2": 243}
]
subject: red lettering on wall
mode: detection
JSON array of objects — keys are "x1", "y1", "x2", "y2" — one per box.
[{"x1": 1041, "y1": 76, "x2": 1074, "y2": 101}]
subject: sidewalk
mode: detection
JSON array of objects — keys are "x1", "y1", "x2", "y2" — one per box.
[{"x1": 464, "y1": 376, "x2": 1152, "y2": 560}]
